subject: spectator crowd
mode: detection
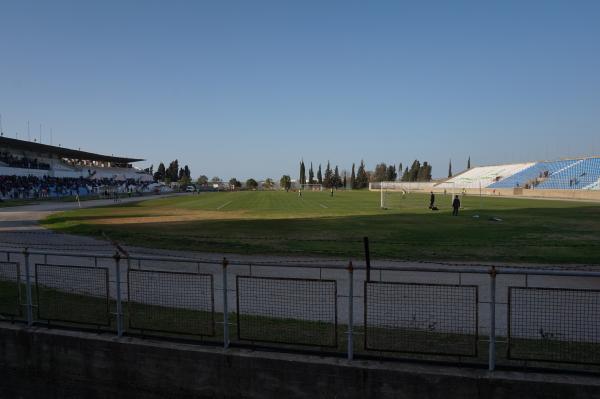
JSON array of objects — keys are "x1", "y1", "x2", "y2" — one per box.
[{"x1": 0, "y1": 175, "x2": 153, "y2": 201}]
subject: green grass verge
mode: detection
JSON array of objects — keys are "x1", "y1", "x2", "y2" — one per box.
[{"x1": 41, "y1": 190, "x2": 600, "y2": 263}]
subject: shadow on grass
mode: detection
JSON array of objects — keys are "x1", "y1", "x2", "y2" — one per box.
[{"x1": 42, "y1": 204, "x2": 600, "y2": 264}]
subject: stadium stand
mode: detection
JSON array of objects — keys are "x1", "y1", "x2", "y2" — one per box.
[
  {"x1": 446, "y1": 157, "x2": 600, "y2": 191},
  {"x1": 488, "y1": 159, "x2": 578, "y2": 189},
  {"x1": 536, "y1": 158, "x2": 600, "y2": 189},
  {"x1": 439, "y1": 162, "x2": 535, "y2": 189},
  {"x1": 0, "y1": 136, "x2": 157, "y2": 200}
]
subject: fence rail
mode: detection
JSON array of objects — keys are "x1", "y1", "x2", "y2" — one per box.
[{"x1": 1, "y1": 247, "x2": 600, "y2": 374}]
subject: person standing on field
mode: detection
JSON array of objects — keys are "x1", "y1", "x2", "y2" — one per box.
[
  {"x1": 452, "y1": 195, "x2": 461, "y2": 216},
  {"x1": 429, "y1": 191, "x2": 435, "y2": 209}
]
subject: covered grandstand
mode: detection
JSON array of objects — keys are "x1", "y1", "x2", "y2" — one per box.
[{"x1": 0, "y1": 136, "x2": 157, "y2": 200}]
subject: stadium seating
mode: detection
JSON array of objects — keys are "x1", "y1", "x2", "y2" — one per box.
[
  {"x1": 440, "y1": 162, "x2": 535, "y2": 189},
  {"x1": 451, "y1": 157, "x2": 600, "y2": 190},
  {"x1": 488, "y1": 159, "x2": 578, "y2": 189},
  {"x1": 536, "y1": 157, "x2": 600, "y2": 189}
]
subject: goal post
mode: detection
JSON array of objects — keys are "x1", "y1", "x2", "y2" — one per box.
[{"x1": 379, "y1": 182, "x2": 409, "y2": 209}]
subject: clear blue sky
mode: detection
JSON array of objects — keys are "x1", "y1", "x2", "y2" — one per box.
[{"x1": 1, "y1": 1, "x2": 599, "y2": 180}]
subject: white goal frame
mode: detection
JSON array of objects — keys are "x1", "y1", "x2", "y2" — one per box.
[
  {"x1": 301, "y1": 184, "x2": 324, "y2": 191},
  {"x1": 379, "y1": 182, "x2": 410, "y2": 209}
]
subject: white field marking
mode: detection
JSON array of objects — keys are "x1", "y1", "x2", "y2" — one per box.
[
  {"x1": 319, "y1": 203, "x2": 328, "y2": 209},
  {"x1": 216, "y1": 201, "x2": 233, "y2": 210}
]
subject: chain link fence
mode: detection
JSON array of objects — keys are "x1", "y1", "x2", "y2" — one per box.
[
  {"x1": 508, "y1": 287, "x2": 600, "y2": 364},
  {"x1": 35, "y1": 264, "x2": 110, "y2": 327},
  {"x1": 236, "y1": 276, "x2": 337, "y2": 347},
  {"x1": 128, "y1": 269, "x2": 215, "y2": 337},
  {"x1": 364, "y1": 282, "x2": 478, "y2": 356},
  {"x1": 0, "y1": 261, "x2": 21, "y2": 318}
]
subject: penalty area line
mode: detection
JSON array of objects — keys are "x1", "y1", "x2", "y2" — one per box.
[
  {"x1": 216, "y1": 201, "x2": 233, "y2": 210},
  {"x1": 319, "y1": 203, "x2": 328, "y2": 209}
]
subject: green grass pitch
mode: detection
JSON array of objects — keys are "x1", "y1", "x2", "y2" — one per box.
[{"x1": 42, "y1": 190, "x2": 600, "y2": 264}]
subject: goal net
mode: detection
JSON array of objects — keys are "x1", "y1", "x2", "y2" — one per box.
[
  {"x1": 301, "y1": 184, "x2": 324, "y2": 191},
  {"x1": 379, "y1": 182, "x2": 410, "y2": 209}
]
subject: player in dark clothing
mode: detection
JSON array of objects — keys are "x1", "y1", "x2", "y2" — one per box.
[
  {"x1": 452, "y1": 195, "x2": 461, "y2": 216},
  {"x1": 429, "y1": 192, "x2": 435, "y2": 209}
]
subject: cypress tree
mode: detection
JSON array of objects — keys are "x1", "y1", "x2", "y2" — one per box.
[
  {"x1": 409, "y1": 160, "x2": 421, "y2": 182},
  {"x1": 398, "y1": 163, "x2": 403, "y2": 180},
  {"x1": 467, "y1": 156, "x2": 471, "y2": 169},
  {"x1": 350, "y1": 163, "x2": 356, "y2": 189},
  {"x1": 356, "y1": 160, "x2": 369, "y2": 188},
  {"x1": 401, "y1": 167, "x2": 410, "y2": 182},
  {"x1": 323, "y1": 161, "x2": 333, "y2": 188},
  {"x1": 386, "y1": 164, "x2": 397, "y2": 181},
  {"x1": 418, "y1": 161, "x2": 432, "y2": 181},
  {"x1": 448, "y1": 159, "x2": 453, "y2": 178},
  {"x1": 299, "y1": 160, "x2": 306, "y2": 186},
  {"x1": 166, "y1": 159, "x2": 179, "y2": 181},
  {"x1": 309, "y1": 162, "x2": 314, "y2": 184},
  {"x1": 155, "y1": 162, "x2": 166, "y2": 181},
  {"x1": 373, "y1": 163, "x2": 387, "y2": 182},
  {"x1": 317, "y1": 164, "x2": 323, "y2": 184},
  {"x1": 333, "y1": 165, "x2": 340, "y2": 188}
]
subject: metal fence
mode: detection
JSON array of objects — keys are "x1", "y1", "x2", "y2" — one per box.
[
  {"x1": 35, "y1": 263, "x2": 110, "y2": 327},
  {"x1": 1, "y1": 247, "x2": 600, "y2": 374},
  {"x1": 508, "y1": 286, "x2": 600, "y2": 365},
  {"x1": 236, "y1": 276, "x2": 337, "y2": 347},
  {"x1": 364, "y1": 281, "x2": 478, "y2": 357},
  {"x1": 128, "y1": 269, "x2": 215, "y2": 337},
  {"x1": 0, "y1": 261, "x2": 21, "y2": 318}
]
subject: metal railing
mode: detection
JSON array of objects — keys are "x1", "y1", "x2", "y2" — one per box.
[{"x1": 1, "y1": 247, "x2": 600, "y2": 374}]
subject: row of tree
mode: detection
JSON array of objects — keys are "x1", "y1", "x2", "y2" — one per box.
[
  {"x1": 151, "y1": 160, "x2": 192, "y2": 185},
  {"x1": 149, "y1": 156, "x2": 472, "y2": 190},
  {"x1": 299, "y1": 161, "x2": 346, "y2": 189},
  {"x1": 301, "y1": 159, "x2": 435, "y2": 189}
]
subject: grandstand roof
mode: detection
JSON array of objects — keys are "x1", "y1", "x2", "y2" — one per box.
[{"x1": 0, "y1": 136, "x2": 144, "y2": 164}]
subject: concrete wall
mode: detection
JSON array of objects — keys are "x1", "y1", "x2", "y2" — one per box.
[
  {"x1": 373, "y1": 186, "x2": 600, "y2": 202},
  {"x1": 1, "y1": 324, "x2": 600, "y2": 399}
]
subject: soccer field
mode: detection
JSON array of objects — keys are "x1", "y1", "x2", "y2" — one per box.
[{"x1": 42, "y1": 190, "x2": 600, "y2": 264}]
